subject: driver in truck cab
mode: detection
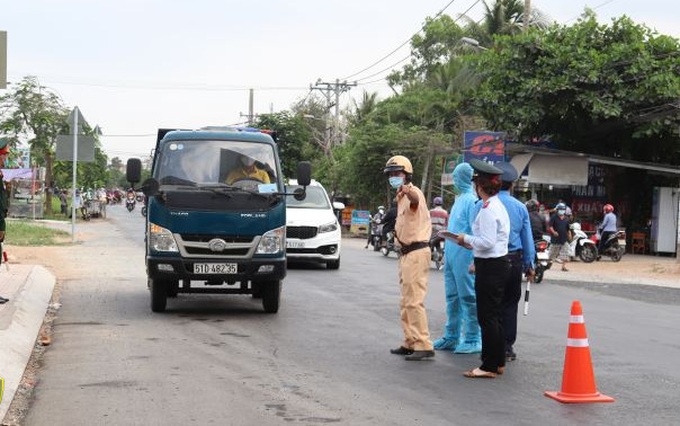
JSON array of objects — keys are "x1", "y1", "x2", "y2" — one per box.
[{"x1": 226, "y1": 153, "x2": 271, "y2": 184}]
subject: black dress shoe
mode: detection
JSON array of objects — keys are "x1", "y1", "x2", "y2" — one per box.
[
  {"x1": 390, "y1": 346, "x2": 414, "y2": 355},
  {"x1": 0, "y1": 296, "x2": 8, "y2": 304},
  {"x1": 405, "y1": 350, "x2": 435, "y2": 361}
]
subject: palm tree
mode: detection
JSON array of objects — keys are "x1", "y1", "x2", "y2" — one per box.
[{"x1": 459, "y1": 0, "x2": 551, "y2": 46}]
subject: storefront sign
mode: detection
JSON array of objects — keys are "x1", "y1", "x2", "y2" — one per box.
[
  {"x1": 463, "y1": 131, "x2": 505, "y2": 163},
  {"x1": 349, "y1": 209, "x2": 370, "y2": 235}
]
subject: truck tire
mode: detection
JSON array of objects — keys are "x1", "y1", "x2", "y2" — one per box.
[
  {"x1": 149, "y1": 278, "x2": 168, "y2": 312},
  {"x1": 262, "y1": 280, "x2": 281, "y2": 313}
]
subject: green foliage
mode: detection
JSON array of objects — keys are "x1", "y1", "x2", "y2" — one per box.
[{"x1": 472, "y1": 13, "x2": 680, "y2": 163}]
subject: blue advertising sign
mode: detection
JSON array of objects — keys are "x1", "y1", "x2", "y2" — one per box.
[
  {"x1": 463, "y1": 131, "x2": 506, "y2": 164},
  {"x1": 350, "y1": 209, "x2": 371, "y2": 234}
]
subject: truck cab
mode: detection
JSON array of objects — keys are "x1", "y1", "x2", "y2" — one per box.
[{"x1": 127, "y1": 127, "x2": 310, "y2": 313}]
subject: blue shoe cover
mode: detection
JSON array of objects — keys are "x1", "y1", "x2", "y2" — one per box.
[
  {"x1": 433, "y1": 337, "x2": 458, "y2": 350},
  {"x1": 453, "y1": 341, "x2": 481, "y2": 354}
]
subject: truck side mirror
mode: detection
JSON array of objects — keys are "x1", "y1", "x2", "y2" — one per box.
[
  {"x1": 293, "y1": 187, "x2": 306, "y2": 201},
  {"x1": 141, "y1": 178, "x2": 159, "y2": 197},
  {"x1": 126, "y1": 158, "x2": 142, "y2": 185},
  {"x1": 296, "y1": 161, "x2": 311, "y2": 186}
]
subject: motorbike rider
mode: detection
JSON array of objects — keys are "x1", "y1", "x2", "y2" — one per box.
[
  {"x1": 429, "y1": 197, "x2": 448, "y2": 234},
  {"x1": 381, "y1": 202, "x2": 397, "y2": 244},
  {"x1": 526, "y1": 200, "x2": 546, "y2": 241},
  {"x1": 366, "y1": 205, "x2": 386, "y2": 249},
  {"x1": 429, "y1": 196, "x2": 448, "y2": 261},
  {"x1": 597, "y1": 203, "x2": 618, "y2": 260}
]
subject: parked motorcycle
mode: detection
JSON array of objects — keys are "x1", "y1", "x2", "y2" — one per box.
[
  {"x1": 380, "y1": 230, "x2": 400, "y2": 258},
  {"x1": 533, "y1": 236, "x2": 552, "y2": 283},
  {"x1": 590, "y1": 230, "x2": 627, "y2": 262},
  {"x1": 567, "y1": 222, "x2": 598, "y2": 263},
  {"x1": 429, "y1": 234, "x2": 444, "y2": 270}
]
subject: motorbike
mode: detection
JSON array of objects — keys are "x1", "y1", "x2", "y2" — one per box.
[
  {"x1": 567, "y1": 222, "x2": 598, "y2": 263},
  {"x1": 125, "y1": 194, "x2": 136, "y2": 212},
  {"x1": 380, "y1": 230, "x2": 400, "y2": 258},
  {"x1": 533, "y1": 236, "x2": 552, "y2": 283},
  {"x1": 429, "y1": 234, "x2": 444, "y2": 270},
  {"x1": 369, "y1": 218, "x2": 384, "y2": 252},
  {"x1": 590, "y1": 230, "x2": 627, "y2": 262}
]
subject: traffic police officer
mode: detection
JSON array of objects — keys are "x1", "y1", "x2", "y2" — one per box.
[{"x1": 384, "y1": 155, "x2": 435, "y2": 361}]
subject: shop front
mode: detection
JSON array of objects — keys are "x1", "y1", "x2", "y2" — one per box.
[{"x1": 507, "y1": 146, "x2": 680, "y2": 256}]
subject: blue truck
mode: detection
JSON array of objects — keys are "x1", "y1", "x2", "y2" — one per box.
[{"x1": 126, "y1": 127, "x2": 310, "y2": 313}]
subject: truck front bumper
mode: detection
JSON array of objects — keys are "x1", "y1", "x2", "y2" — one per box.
[{"x1": 147, "y1": 255, "x2": 286, "y2": 284}]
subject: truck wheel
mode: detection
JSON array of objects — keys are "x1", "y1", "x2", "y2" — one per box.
[
  {"x1": 167, "y1": 280, "x2": 179, "y2": 298},
  {"x1": 262, "y1": 280, "x2": 281, "y2": 313},
  {"x1": 149, "y1": 278, "x2": 168, "y2": 312},
  {"x1": 326, "y1": 259, "x2": 340, "y2": 270}
]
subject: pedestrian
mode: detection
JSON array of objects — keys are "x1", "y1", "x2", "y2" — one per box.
[
  {"x1": 60, "y1": 190, "x2": 68, "y2": 216},
  {"x1": 597, "y1": 204, "x2": 617, "y2": 260},
  {"x1": 0, "y1": 138, "x2": 11, "y2": 304},
  {"x1": 447, "y1": 159, "x2": 510, "y2": 378},
  {"x1": 433, "y1": 162, "x2": 481, "y2": 354},
  {"x1": 548, "y1": 202, "x2": 570, "y2": 271},
  {"x1": 495, "y1": 162, "x2": 536, "y2": 363},
  {"x1": 384, "y1": 155, "x2": 435, "y2": 361}
]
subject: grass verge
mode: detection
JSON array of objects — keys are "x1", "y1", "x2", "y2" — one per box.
[{"x1": 6, "y1": 220, "x2": 71, "y2": 246}]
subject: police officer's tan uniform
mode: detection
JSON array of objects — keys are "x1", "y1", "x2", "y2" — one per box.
[
  {"x1": 395, "y1": 183, "x2": 434, "y2": 352},
  {"x1": 385, "y1": 155, "x2": 434, "y2": 359}
]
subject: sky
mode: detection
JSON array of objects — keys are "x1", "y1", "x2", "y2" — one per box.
[{"x1": 2, "y1": 0, "x2": 679, "y2": 163}]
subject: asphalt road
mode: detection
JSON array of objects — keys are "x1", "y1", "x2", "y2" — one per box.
[{"x1": 23, "y1": 205, "x2": 680, "y2": 425}]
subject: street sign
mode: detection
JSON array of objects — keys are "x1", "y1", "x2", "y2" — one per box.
[{"x1": 55, "y1": 134, "x2": 95, "y2": 161}]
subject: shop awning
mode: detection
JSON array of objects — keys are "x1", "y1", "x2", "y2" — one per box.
[{"x1": 506, "y1": 145, "x2": 680, "y2": 185}]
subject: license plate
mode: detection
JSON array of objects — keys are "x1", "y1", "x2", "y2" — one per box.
[
  {"x1": 194, "y1": 263, "x2": 237, "y2": 274},
  {"x1": 537, "y1": 252, "x2": 550, "y2": 260},
  {"x1": 287, "y1": 240, "x2": 305, "y2": 249}
]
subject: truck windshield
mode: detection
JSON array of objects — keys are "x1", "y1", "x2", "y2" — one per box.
[{"x1": 154, "y1": 139, "x2": 278, "y2": 186}]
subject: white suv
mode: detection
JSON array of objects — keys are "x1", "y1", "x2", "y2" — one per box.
[{"x1": 285, "y1": 179, "x2": 344, "y2": 269}]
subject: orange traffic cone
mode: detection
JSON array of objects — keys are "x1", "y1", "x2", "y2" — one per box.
[{"x1": 545, "y1": 300, "x2": 615, "y2": 403}]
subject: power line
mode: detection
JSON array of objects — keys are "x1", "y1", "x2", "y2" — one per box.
[{"x1": 341, "y1": 0, "x2": 479, "y2": 81}]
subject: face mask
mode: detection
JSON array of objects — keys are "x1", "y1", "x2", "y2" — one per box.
[
  {"x1": 389, "y1": 176, "x2": 404, "y2": 189},
  {"x1": 241, "y1": 157, "x2": 255, "y2": 167},
  {"x1": 557, "y1": 209, "x2": 566, "y2": 216}
]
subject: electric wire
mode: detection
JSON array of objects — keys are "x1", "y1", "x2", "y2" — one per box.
[{"x1": 341, "y1": 0, "x2": 481, "y2": 81}]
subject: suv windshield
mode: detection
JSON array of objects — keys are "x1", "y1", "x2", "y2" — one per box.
[
  {"x1": 154, "y1": 139, "x2": 278, "y2": 186},
  {"x1": 286, "y1": 186, "x2": 330, "y2": 209}
]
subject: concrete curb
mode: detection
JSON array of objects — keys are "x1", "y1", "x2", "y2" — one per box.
[{"x1": 0, "y1": 265, "x2": 56, "y2": 421}]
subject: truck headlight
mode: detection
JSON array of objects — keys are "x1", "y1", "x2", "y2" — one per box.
[
  {"x1": 319, "y1": 221, "x2": 338, "y2": 233},
  {"x1": 148, "y1": 223, "x2": 179, "y2": 252},
  {"x1": 256, "y1": 226, "x2": 285, "y2": 254}
]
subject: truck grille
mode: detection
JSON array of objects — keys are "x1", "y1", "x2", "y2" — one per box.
[
  {"x1": 181, "y1": 234, "x2": 254, "y2": 243},
  {"x1": 287, "y1": 226, "x2": 318, "y2": 239}
]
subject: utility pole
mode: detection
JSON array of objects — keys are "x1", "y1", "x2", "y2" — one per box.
[
  {"x1": 524, "y1": 0, "x2": 531, "y2": 32},
  {"x1": 240, "y1": 88, "x2": 257, "y2": 126},
  {"x1": 309, "y1": 79, "x2": 357, "y2": 152}
]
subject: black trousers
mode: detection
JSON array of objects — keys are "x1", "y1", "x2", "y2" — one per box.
[
  {"x1": 474, "y1": 256, "x2": 510, "y2": 372},
  {"x1": 598, "y1": 231, "x2": 614, "y2": 254},
  {"x1": 502, "y1": 253, "x2": 524, "y2": 351}
]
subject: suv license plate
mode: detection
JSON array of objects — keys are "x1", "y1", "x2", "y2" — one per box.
[{"x1": 194, "y1": 263, "x2": 237, "y2": 274}]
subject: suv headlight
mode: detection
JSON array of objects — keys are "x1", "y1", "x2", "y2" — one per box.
[
  {"x1": 257, "y1": 226, "x2": 285, "y2": 254},
  {"x1": 319, "y1": 221, "x2": 338, "y2": 233},
  {"x1": 148, "y1": 223, "x2": 179, "y2": 252}
]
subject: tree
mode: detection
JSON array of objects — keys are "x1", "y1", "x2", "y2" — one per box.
[
  {"x1": 0, "y1": 76, "x2": 69, "y2": 214},
  {"x1": 471, "y1": 12, "x2": 680, "y2": 165}
]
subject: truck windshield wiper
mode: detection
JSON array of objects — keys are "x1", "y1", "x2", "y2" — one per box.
[{"x1": 197, "y1": 184, "x2": 270, "y2": 200}]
